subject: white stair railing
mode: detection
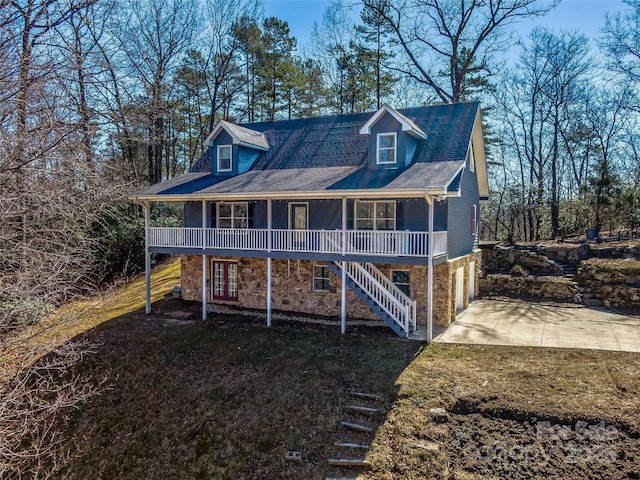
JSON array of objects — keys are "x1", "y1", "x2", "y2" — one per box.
[
  {"x1": 361, "y1": 262, "x2": 417, "y2": 331},
  {"x1": 336, "y1": 261, "x2": 415, "y2": 335}
]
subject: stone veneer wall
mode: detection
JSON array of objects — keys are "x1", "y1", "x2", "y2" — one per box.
[
  {"x1": 181, "y1": 251, "x2": 481, "y2": 328},
  {"x1": 433, "y1": 251, "x2": 482, "y2": 326}
]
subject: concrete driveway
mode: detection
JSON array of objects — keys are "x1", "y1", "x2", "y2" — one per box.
[{"x1": 437, "y1": 299, "x2": 640, "y2": 352}]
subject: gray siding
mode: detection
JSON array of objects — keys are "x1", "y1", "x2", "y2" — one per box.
[
  {"x1": 184, "y1": 201, "x2": 215, "y2": 227},
  {"x1": 367, "y1": 112, "x2": 416, "y2": 169},
  {"x1": 237, "y1": 146, "x2": 259, "y2": 174},
  {"x1": 447, "y1": 162, "x2": 479, "y2": 258},
  {"x1": 182, "y1": 197, "x2": 447, "y2": 234},
  {"x1": 434, "y1": 200, "x2": 448, "y2": 231}
]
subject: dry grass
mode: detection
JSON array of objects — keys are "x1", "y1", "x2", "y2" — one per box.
[
  {"x1": 56, "y1": 302, "x2": 421, "y2": 479},
  {"x1": 47, "y1": 297, "x2": 640, "y2": 479},
  {"x1": 0, "y1": 258, "x2": 180, "y2": 384},
  {"x1": 363, "y1": 344, "x2": 640, "y2": 479},
  {"x1": 11, "y1": 257, "x2": 637, "y2": 478}
]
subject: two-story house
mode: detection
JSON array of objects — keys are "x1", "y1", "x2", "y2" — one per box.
[{"x1": 129, "y1": 102, "x2": 489, "y2": 340}]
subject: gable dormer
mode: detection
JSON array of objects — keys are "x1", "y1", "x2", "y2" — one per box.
[
  {"x1": 204, "y1": 120, "x2": 269, "y2": 176},
  {"x1": 359, "y1": 105, "x2": 427, "y2": 170}
]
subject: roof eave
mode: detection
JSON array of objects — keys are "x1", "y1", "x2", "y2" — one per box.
[
  {"x1": 237, "y1": 140, "x2": 269, "y2": 151},
  {"x1": 128, "y1": 187, "x2": 451, "y2": 203}
]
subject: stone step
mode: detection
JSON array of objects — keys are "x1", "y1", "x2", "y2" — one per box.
[
  {"x1": 328, "y1": 458, "x2": 370, "y2": 467},
  {"x1": 335, "y1": 442, "x2": 370, "y2": 449},
  {"x1": 350, "y1": 392, "x2": 382, "y2": 401},
  {"x1": 341, "y1": 421, "x2": 373, "y2": 433},
  {"x1": 345, "y1": 405, "x2": 378, "y2": 416}
]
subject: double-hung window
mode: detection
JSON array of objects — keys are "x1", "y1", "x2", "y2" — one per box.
[
  {"x1": 217, "y1": 202, "x2": 248, "y2": 228},
  {"x1": 355, "y1": 200, "x2": 396, "y2": 231},
  {"x1": 217, "y1": 145, "x2": 232, "y2": 172},
  {"x1": 312, "y1": 265, "x2": 330, "y2": 292},
  {"x1": 377, "y1": 133, "x2": 397, "y2": 164}
]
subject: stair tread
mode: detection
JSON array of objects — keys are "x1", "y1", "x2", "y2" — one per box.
[
  {"x1": 345, "y1": 405, "x2": 378, "y2": 415},
  {"x1": 335, "y1": 442, "x2": 370, "y2": 449},
  {"x1": 350, "y1": 392, "x2": 382, "y2": 401},
  {"x1": 341, "y1": 421, "x2": 373, "y2": 432},
  {"x1": 328, "y1": 458, "x2": 370, "y2": 466},
  {"x1": 327, "y1": 261, "x2": 409, "y2": 339}
]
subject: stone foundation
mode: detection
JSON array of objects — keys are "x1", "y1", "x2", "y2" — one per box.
[
  {"x1": 181, "y1": 251, "x2": 482, "y2": 329},
  {"x1": 433, "y1": 251, "x2": 482, "y2": 326}
]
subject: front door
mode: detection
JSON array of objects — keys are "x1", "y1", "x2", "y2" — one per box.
[
  {"x1": 290, "y1": 203, "x2": 308, "y2": 248},
  {"x1": 211, "y1": 260, "x2": 238, "y2": 301},
  {"x1": 291, "y1": 203, "x2": 308, "y2": 230}
]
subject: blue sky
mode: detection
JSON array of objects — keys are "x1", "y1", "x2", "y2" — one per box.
[{"x1": 264, "y1": 0, "x2": 627, "y2": 53}]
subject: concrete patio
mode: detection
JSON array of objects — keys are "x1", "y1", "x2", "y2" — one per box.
[{"x1": 437, "y1": 299, "x2": 640, "y2": 352}]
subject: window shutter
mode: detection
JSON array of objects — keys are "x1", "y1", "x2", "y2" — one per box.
[
  {"x1": 248, "y1": 202, "x2": 255, "y2": 229},
  {"x1": 396, "y1": 201, "x2": 404, "y2": 230},
  {"x1": 211, "y1": 202, "x2": 217, "y2": 228}
]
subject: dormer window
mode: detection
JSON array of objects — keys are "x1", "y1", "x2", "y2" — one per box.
[
  {"x1": 217, "y1": 145, "x2": 232, "y2": 172},
  {"x1": 377, "y1": 133, "x2": 397, "y2": 164}
]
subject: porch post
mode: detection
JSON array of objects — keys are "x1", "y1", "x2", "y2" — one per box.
[
  {"x1": 426, "y1": 195, "x2": 434, "y2": 342},
  {"x1": 202, "y1": 254, "x2": 207, "y2": 321},
  {"x1": 341, "y1": 197, "x2": 347, "y2": 255},
  {"x1": 144, "y1": 201, "x2": 151, "y2": 315},
  {"x1": 341, "y1": 197, "x2": 347, "y2": 333},
  {"x1": 202, "y1": 200, "x2": 207, "y2": 321},
  {"x1": 341, "y1": 261, "x2": 347, "y2": 334},
  {"x1": 267, "y1": 198, "x2": 272, "y2": 327}
]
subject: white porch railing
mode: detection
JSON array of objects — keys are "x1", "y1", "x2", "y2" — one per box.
[{"x1": 148, "y1": 227, "x2": 447, "y2": 257}]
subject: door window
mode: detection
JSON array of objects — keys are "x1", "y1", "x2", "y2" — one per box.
[{"x1": 211, "y1": 260, "x2": 238, "y2": 301}]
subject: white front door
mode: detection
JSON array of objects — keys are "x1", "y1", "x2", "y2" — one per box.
[{"x1": 468, "y1": 261, "x2": 475, "y2": 302}]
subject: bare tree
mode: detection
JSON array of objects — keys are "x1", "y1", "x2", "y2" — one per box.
[
  {"x1": 601, "y1": 0, "x2": 640, "y2": 104},
  {"x1": 363, "y1": 0, "x2": 558, "y2": 103},
  {"x1": 493, "y1": 28, "x2": 593, "y2": 240},
  {"x1": 110, "y1": 0, "x2": 197, "y2": 184}
]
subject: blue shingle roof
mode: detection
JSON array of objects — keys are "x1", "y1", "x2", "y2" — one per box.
[{"x1": 136, "y1": 102, "x2": 479, "y2": 197}]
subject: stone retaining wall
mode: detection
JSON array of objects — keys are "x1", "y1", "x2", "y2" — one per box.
[
  {"x1": 479, "y1": 274, "x2": 582, "y2": 303},
  {"x1": 482, "y1": 246, "x2": 563, "y2": 276},
  {"x1": 577, "y1": 259, "x2": 640, "y2": 309}
]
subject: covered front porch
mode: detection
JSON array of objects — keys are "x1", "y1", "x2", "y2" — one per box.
[{"x1": 137, "y1": 192, "x2": 448, "y2": 342}]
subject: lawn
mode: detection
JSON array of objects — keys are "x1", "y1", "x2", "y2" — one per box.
[
  {"x1": 52, "y1": 293, "x2": 640, "y2": 479},
  {"x1": 11, "y1": 258, "x2": 632, "y2": 479}
]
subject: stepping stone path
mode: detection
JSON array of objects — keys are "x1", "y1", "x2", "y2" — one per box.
[{"x1": 326, "y1": 391, "x2": 383, "y2": 480}]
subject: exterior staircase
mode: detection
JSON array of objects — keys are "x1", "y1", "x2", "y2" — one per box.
[{"x1": 327, "y1": 261, "x2": 416, "y2": 338}]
